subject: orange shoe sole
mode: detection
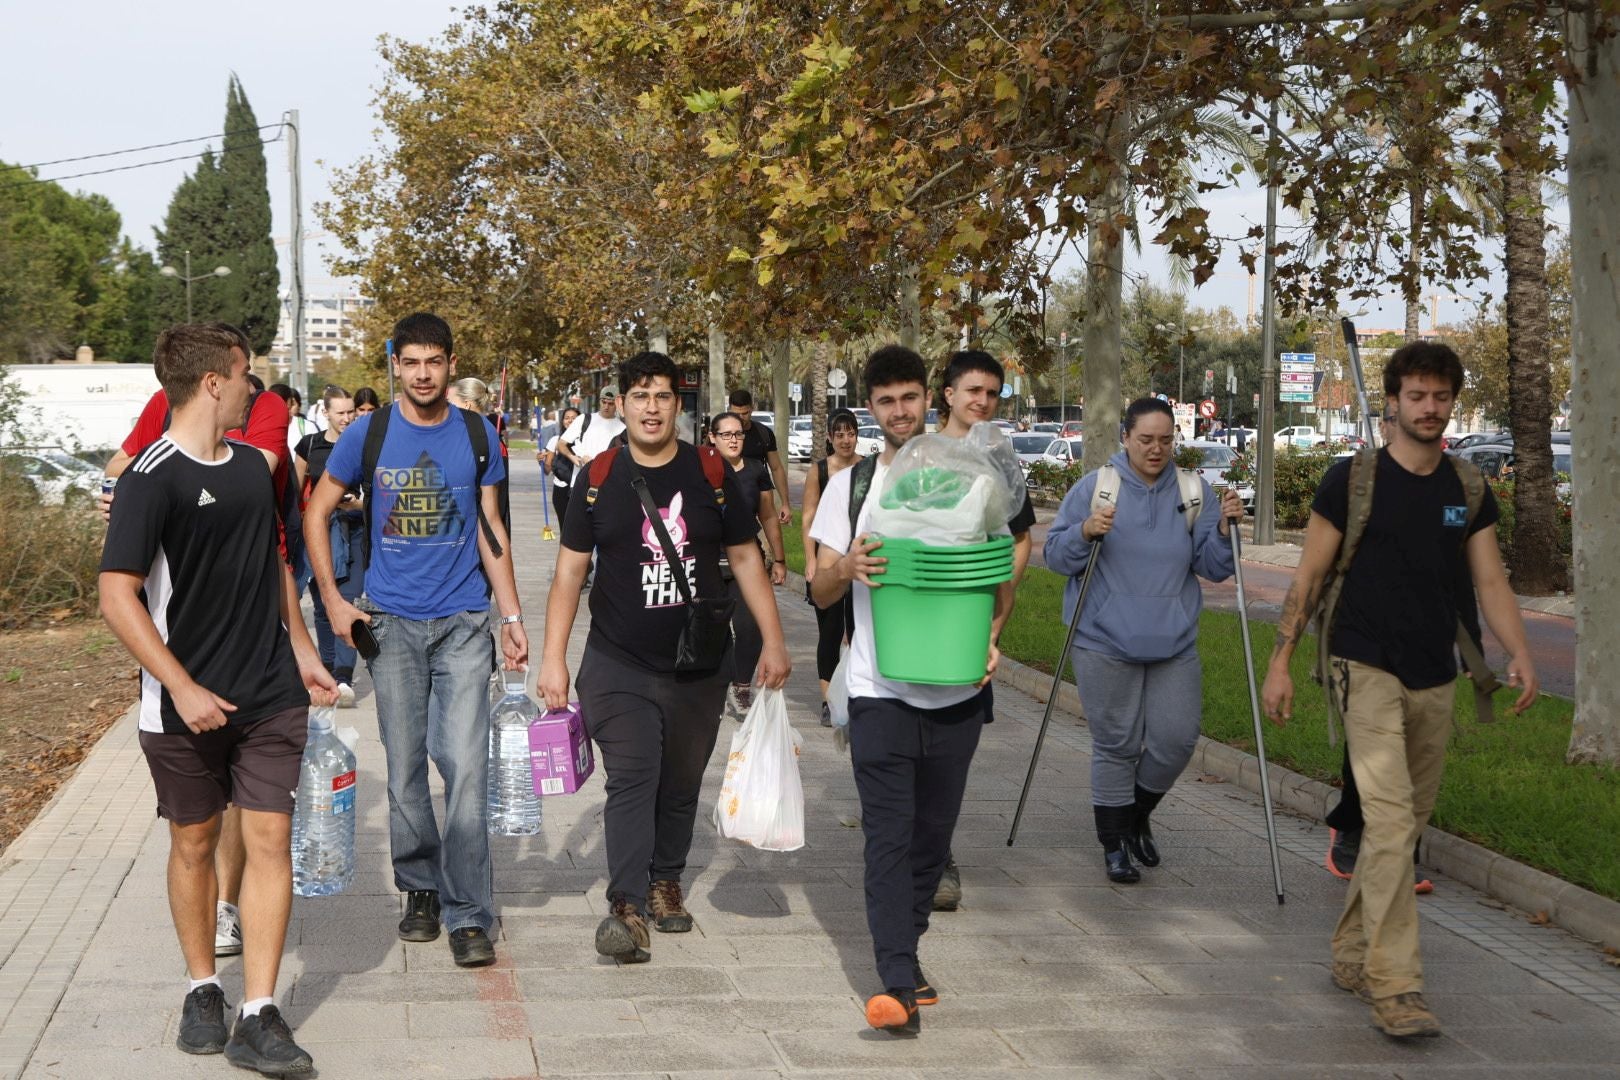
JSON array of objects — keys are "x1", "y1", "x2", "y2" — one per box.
[
  {"x1": 1414, "y1": 877, "x2": 1434, "y2": 895},
  {"x1": 914, "y1": 987, "x2": 938, "y2": 1006},
  {"x1": 865, "y1": 993, "x2": 918, "y2": 1031}
]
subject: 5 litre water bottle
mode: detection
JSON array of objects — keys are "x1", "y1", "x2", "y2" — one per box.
[
  {"x1": 488, "y1": 669, "x2": 542, "y2": 835},
  {"x1": 292, "y1": 707, "x2": 357, "y2": 897}
]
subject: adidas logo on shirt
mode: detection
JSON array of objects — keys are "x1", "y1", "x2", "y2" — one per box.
[{"x1": 197, "y1": 489, "x2": 216, "y2": 507}]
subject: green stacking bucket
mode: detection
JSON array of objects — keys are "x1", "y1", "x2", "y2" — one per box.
[{"x1": 869, "y1": 536, "x2": 1015, "y2": 684}]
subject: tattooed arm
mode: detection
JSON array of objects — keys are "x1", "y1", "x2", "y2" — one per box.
[{"x1": 1260, "y1": 510, "x2": 1344, "y2": 723}]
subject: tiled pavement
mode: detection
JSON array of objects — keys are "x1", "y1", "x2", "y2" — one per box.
[{"x1": 2, "y1": 456, "x2": 1616, "y2": 1078}]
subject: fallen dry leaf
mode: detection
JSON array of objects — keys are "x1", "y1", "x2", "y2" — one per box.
[{"x1": 1528, "y1": 910, "x2": 1551, "y2": 926}]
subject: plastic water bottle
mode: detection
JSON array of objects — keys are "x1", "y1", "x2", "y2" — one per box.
[
  {"x1": 488, "y1": 669, "x2": 542, "y2": 835},
  {"x1": 292, "y1": 707, "x2": 356, "y2": 897}
]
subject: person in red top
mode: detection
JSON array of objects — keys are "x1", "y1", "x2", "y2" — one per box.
[{"x1": 100, "y1": 322, "x2": 292, "y2": 962}]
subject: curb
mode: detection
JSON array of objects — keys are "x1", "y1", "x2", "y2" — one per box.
[{"x1": 991, "y1": 654, "x2": 1620, "y2": 951}]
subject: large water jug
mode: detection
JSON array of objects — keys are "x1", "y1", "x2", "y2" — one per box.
[
  {"x1": 488, "y1": 668, "x2": 542, "y2": 835},
  {"x1": 292, "y1": 707, "x2": 356, "y2": 897}
]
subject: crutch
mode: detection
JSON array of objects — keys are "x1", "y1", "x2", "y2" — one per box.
[
  {"x1": 1230, "y1": 522, "x2": 1286, "y2": 903},
  {"x1": 1008, "y1": 538, "x2": 1102, "y2": 847}
]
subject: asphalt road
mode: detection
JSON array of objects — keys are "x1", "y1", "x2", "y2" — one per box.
[{"x1": 785, "y1": 462, "x2": 1575, "y2": 699}]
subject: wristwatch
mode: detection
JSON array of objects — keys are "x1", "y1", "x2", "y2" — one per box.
[{"x1": 499, "y1": 613, "x2": 524, "y2": 626}]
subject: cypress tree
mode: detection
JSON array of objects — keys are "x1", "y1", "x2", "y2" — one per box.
[
  {"x1": 153, "y1": 76, "x2": 280, "y2": 351},
  {"x1": 218, "y1": 76, "x2": 280, "y2": 353}
]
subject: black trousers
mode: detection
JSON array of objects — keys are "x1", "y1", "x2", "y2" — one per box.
[
  {"x1": 576, "y1": 647, "x2": 727, "y2": 910},
  {"x1": 848, "y1": 689, "x2": 988, "y2": 990},
  {"x1": 811, "y1": 585, "x2": 855, "y2": 682},
  {"x1": 552, "y1": 484, "x2": 571, "y2": 533}
]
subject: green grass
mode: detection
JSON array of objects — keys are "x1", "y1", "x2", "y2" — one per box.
[
  {"x1": 999, "y1": 565, "x2": 1619, "y2": 902},
  {"x1": 785, "y1": 507, "x2": 1618, "y2": 901}
]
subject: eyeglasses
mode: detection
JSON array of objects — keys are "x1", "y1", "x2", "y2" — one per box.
[{"x1": 713, "y1": 430, "x2": 745, "y2": 440}]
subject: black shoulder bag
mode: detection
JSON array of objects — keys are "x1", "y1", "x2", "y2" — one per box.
[{"x1": 621, "y1": 446, "x2": 735, "y2": 673}]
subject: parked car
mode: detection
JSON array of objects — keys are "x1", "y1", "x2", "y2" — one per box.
[
  {"x1": 786, "y1": 417, "x2": 813, "y2": 462},
  {"x1": 1448, "y1": 430, "x2": 1509, "y2": 451},
  {"x1": 1041, "y1": 437, "x2": 1084, "y2": 466},
  {"x1": 1031, "y1": 422, "x2": 1061, "y2": 435},
  {"x1": 1, "y1": 448, "x2": 102, "y2": 506},
  {"x1": 1060, "y1": 420, "x2": 1084, "y2": 438},
  {"x1": 1183, "y1": 440, "x2": 1256, "y2": 513},
  {"x1": 1275, "y1": 425, "x2": 1327, "y2": 449},
  {"x1": 855, "y1": 426, "x2": 886, "y2": 456},
  {"x1": 1455, "y1": 441, "x2": 1572, "y2": 484}
]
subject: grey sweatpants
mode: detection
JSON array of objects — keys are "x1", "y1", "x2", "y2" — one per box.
[{"x1": 1070, "y1": 648, "x2": 1202, "y2": 807}]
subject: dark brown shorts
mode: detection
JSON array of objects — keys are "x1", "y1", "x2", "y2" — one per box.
[{"x1": 139, "y1": 706, "x2": 309, "y2": 824}]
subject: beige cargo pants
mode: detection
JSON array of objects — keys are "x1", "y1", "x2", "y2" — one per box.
[{"x1": 1329, "y1": 659, "x2": 1455, "y2": 999}]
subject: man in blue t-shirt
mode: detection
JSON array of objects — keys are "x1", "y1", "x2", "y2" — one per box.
[{"x1": 304, "y1": 312, "x2": 527, "y2": 969}]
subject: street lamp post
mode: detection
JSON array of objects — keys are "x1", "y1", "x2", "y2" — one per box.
[{"x1": 159, "y1": 249, "x2": 231, "y2": 321}]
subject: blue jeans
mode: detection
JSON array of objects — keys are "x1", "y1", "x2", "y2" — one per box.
[
  {"x1": 366, "y1": 607, "x2": 496, "y2": 932},
  {"x1": 312, "y1": 514, "x2": 365, "y2": 681}
]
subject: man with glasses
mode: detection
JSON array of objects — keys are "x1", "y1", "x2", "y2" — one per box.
[
  {"x1": 306, "y1": 312, "x2": 527, "y2": 969},
  {"x1": 540, "y1": 352, "x2": 790, "y2": 963}
]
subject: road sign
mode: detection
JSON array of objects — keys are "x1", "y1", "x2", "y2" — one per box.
[
  {"x1": 827, "y1": 369, "x2": 848, "y2": 389},
  {"x1": 1279, "y1": 351, "x2": 1316, "y2": 403},
  {"x1": 999, "y1": 382, "x2": 1014, "y2": 399},
  {"x1": 789, "y1": 382, "x2": 802, "y2": 402},
  {"x1": 1199, "y1": 399, "x2": 1216, "y2": 419}
]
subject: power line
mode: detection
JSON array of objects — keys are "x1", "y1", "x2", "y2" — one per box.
[
  {"x1": 0, "y1": 134, "x2": 286, "y2": 191},
  {"x1": 3, "y1": 123, "x2": 285, "y2": 172}
]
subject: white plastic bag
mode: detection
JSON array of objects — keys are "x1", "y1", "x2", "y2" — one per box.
[
  {"x1": 866, "y1": 425, "x2": 1023, "y2": 544},
  {"x1": 827, "y1": 649, "x2": 851, "y2": 753},
  {"x1": 713, "y1": 688, "x2": 806, "y2": 851}
]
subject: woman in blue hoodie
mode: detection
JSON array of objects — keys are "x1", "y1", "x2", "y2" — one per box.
[{"x1": 1044, "y1": 398, "x2": 1243, "y2": 883}]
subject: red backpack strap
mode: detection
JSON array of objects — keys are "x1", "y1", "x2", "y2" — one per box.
[
  {"x1": 584, "y1": 448, "x2": 620, "y2": 508},
  {"x1": 697, "y1": 445, "x2": 727, "y2": 506}
]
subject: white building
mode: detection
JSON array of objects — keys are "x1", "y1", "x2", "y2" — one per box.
[{"x1": 266, "y1": 293, "x2": 375, "y2": 368}]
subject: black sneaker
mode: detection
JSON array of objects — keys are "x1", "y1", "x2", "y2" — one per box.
[
  {"x1": 398, "y1": 889, "x2": 441, "y2": 942},
  {"x1": 1326, "y1": 828, "x2": 1361, "y2": 880},
  {"x1": 914, "y1": 965, "x2": 938, "y2": 1006},
  {"x1": 931, "y1": 856, "x2": 962, "y2": 912},
  {"x1": 865, "y1": 988, "x2": 920, "y2": 1034},
  {"x1": 449, "y1": 926, "x2": 496, "y2": 967},
  {"x1": 176, "y1": 983, "x2": 230, "y2": 1055},
  {"x1": 223, "y1": 1005, "x2": 313, "y2": 1075}
]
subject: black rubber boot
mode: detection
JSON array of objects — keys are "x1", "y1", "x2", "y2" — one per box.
[
  {"x1": 1128, "y1": 785, "x2": 1166, "y2": 868},
  {"x1": 1094, "y1": 804, "x2": 1140, "y2": 884}
]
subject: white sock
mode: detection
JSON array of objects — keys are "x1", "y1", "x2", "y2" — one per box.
[
  {"x1": 189, "y1": 975, "x2": 222, "y2": 992},
  {"x1": 240, "y1": 997, "x2": 273, "y2": 1018},
  {"x1": 218, "y1": 900, "x2": 238, "y2": 917}
]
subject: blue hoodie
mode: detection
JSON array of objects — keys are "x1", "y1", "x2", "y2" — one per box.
[{"x1": 1043, "y1": 450, "x2": 1236, "y2": 662}]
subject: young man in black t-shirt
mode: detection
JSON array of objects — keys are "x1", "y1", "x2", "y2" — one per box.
[
  {"x1": 540, "y1": 353, "x2": 791, "y2": 963},
  {"x1": 728, "y1": 388, "x2": 791, "y2": 524},
  {"x1": 101, "y1": 323, "x2": 336, "y2": 1073},
  {"x1": 1262, "y1": 342, "x2": 1538, "y2": 1040}
]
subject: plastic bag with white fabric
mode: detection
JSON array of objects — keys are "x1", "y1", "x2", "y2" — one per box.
[
  {"x1": 866, "y1": 425, "x2": 1022, "y2": 544},
  {"x1": 713, "y1": 688, "x2": 805, "y2": 851}
]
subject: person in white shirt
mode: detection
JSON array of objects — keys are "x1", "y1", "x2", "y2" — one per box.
[
  {"x1": 809, "y1": 345, "x2": 1004, "y2": 1036},
  {"x1": 557, "y1": 389, "x2": 626, "y2": 476}
]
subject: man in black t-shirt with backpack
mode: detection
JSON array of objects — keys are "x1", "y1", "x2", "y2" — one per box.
[
  {"x1": 539, "y1": 352, "x2": 790, "y2": 964},
  {"x1": 101, "y1": 323, "x2": 337, "y2": 1074},
  {"x1": 1262, "y1": 342, "x2": 1539, "y2": 1040}
]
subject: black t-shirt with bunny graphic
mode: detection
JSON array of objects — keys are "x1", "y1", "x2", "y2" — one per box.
[{"x1": 562, "y1": 444, "x2": 758, "y2": 673}]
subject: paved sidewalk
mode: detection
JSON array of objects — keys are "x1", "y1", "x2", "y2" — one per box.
[{"x1": 2, "y1": 456, "x2": 1616, "y2": 1078}]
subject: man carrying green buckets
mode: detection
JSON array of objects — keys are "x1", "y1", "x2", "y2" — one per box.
[{"x1": 810, "y1": 345, "x2": 1013, "y2": 1036}]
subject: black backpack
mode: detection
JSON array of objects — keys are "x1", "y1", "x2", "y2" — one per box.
[{"x1": 357, "y1": 404, "x2": 502, "y2": 566}]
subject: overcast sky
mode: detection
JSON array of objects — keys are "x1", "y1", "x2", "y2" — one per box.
[{"x1": 4, "y1": 3, "x2": 1556, "y2": 337}]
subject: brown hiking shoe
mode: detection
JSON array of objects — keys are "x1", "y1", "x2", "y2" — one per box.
[
  {"x1": 1331, "y1": 961, "x2": 1372, "y2": 1002},
  {"x1": 595, "y1": 896, "x2": 651, "y2": 963},
  {"x1": 648, "y1": 880, "x2": 694, "y2": 933},
  {"x1": 1371, "y1": 992, "x2": 1442, "y2": 1038}
]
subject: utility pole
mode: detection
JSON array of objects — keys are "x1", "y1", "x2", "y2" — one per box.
[
  {"x1": 1255, "y1": 91, "x2": 1281, "y2": 546},
  {"x1": 285, "y1": 110, "x2": 307, "y2": 395},
  {"x1": 1059, "y1": 330, "x2": 1068, "y2": 425}
]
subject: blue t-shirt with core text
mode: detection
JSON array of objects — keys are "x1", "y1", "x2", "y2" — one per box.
[{"x1": 325, "y1": 408, "x2": 506, "y2": 620}]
